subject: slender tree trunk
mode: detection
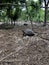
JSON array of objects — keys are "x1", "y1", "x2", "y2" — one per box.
[
  {"x1": 30, "y1": 20, "x2": 33, "y2": 30},
  {"x1": 43, "y1": 5, "x2": 47, "y2": 26},
  {"x1": 29, "y1": 15, "x2": 33, "y2": 30},
  {"x1": 43, "y1": 0, "x2": 48, "y2": 26},
  {"x1": 14, "y1": 21, "x2": 15, "y2": 25},
  {"x1": 11, "y1": 19, "x2": 13, "y2": 25}
]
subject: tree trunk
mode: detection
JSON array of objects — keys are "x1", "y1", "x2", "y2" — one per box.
[
  {"x1": 43, "y1": 5, "x2": 47, "y2": 26},
  {"x1": 14, "y1": 21, "x2": 15, "y2": 25},
  {"x1": 11, "y1": 19, "x2": 13, "y2": 25},
  {"x1": 43, "y1": 0, "x2": 48, "y2": 26},
  {"x1": 29, "y1": 16, "x2": 33, "y2": 30}
]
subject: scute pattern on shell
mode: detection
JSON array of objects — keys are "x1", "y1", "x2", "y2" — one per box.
[{"x1": 22, "y1": 29, "x2": 35, "y2": 36}]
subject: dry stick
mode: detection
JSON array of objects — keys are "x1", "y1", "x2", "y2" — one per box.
[
  {"x1": 1, "y1": 59, "x2": 29, "y2": 62},
  {"x1": 0, "y1": 46, "x2": 23, "y2": 62},
  {"x1": 1, "y1": 59, "x2": 23, "y2": 62},
  {"x1": 35, "y1": 32, "x2": 49, "y2": 42},
  {"x1": 34, "y1": 31, "x2": 49, "y2": 41}
]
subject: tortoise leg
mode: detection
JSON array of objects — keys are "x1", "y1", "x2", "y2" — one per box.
[{"x1": 23, "y1": 33, "x2": 26, "y2": 36}]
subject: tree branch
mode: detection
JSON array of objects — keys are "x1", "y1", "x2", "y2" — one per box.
[{"x1": 0, "y1": 3, "x2": 18, "y2": 6}]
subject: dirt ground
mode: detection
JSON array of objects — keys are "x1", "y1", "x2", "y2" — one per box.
[{"x1": 0, "y1": 22, "x2": 49, "y2": 65}]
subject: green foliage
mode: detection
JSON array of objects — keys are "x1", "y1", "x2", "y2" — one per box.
[
  {"x1": 1, "y1": 0, "x2": 18, "y2": 3},
  {"x1": 20, "y1": 10, "x2": 28, "y2": 21},
  {"x1": 0, "y1": 0, "x2": 46, "y2": 23},
  {"x1": 19, "y1": 0, "x2": 26, "y2": 3},
  {"x1": 6, "y1": 5, "x2": 21, "y2": 23},
  {"x1": 11, "y1": 7, "x2": 21, "y2": 21},
  {"x1": 20, "y1": 0, "x2": 44, "y2": 22}
]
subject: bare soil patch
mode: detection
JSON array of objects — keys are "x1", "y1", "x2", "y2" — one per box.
[{"x1": 0, "y1": 23, "x2": 49, "y2": 65}]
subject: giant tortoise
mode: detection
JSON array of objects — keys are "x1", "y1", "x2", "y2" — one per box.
[{"x1": 22, "y1": 29, "x2": 35, "y2": 36}]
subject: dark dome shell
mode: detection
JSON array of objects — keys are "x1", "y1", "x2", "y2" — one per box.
[{"x1": 23, "y1": 29, "x2": 35, "y2": 36}]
